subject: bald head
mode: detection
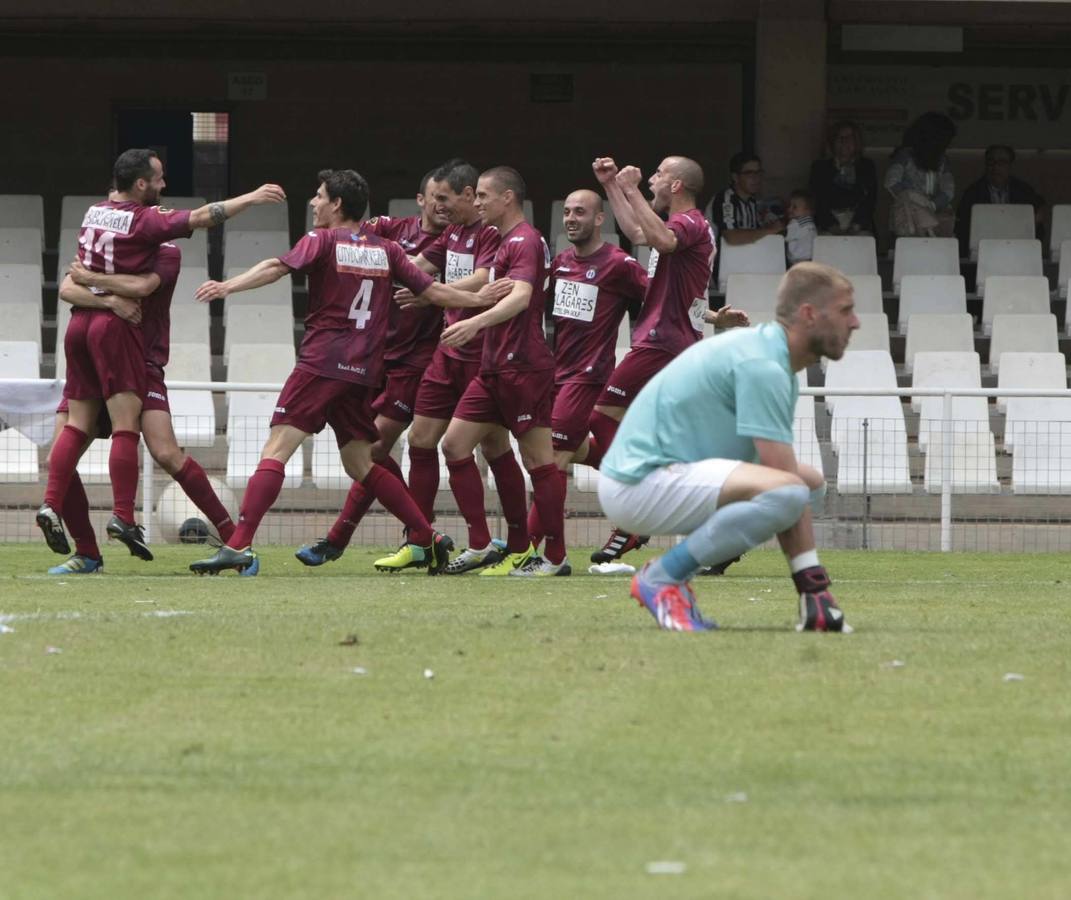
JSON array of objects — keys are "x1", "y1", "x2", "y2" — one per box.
[
  {"x1": 565, "y1": 188, "x2": 603, "y2": 212},
  {"x1": 663, "y1": 156, "x2": 704, "y2": 198},
  {"x1": 563, "y1": 188, "x2": 606, "y2": 248}
]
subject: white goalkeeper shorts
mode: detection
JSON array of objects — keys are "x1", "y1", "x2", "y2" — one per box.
[{"x1": 597, "y1": 459, "x2": 742, "y2": 536}]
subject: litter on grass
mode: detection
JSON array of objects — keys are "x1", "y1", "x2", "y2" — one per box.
[
  {"x1": 423, "y1": 668, "x2": 435, "y2": 680},
  {"x1": 589, "y1": 562, "x2": 636, "y2": 575},
  {"x1": 646, "y1": 861, "x2": 687, "y2": 875},
  {"x1": 45, "y1": 646, "x2": 62, "y2": 654},
  {"x1": 351, "y1": 667, "x2": 368, "y2": 676},
  {"x1": 0, "y1": 623, "x2": 14, "y2": 634},
  {"x1": 1003, "y1": 672, "x2": 1025, "y2": 682},
  {"x1": 725, "y1": 791, "x2": 749, "y2": 803},
  {"x1": 144, "y1": 610, "x2": 194, "y2": 618},
  {"x1": 882, "y1": 660, "x2": 906, "y2": 669}
]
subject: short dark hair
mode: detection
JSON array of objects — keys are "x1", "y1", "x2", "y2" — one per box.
[
  {"x1": 985, "y1": 144, "x2": 1016, "y2": 164},
  {"x1": 790, "y1": 188, "x2": 814, "y2": 207},
  {"x1": 481, "y1": 166, "x2": 526, "y2": 204},
  {"x1": 317, "y1": 169, "x2": 369, "y2": 221},
  {"x1": 729, "y1": 151, "x2": 761, "y2": 174},
  {"x1": 434, "y1": 158, "x2": 480, "y2": 194},
  {"x1": 113, "y1": 149, "x2": 159, "y2": 192},
  {"x1": 419, "y1": 168, "x2": 438, "y2": 195}
]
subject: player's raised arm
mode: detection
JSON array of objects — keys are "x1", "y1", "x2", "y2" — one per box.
[
  {"x1": 594, "y1": 157, "x2": 645, "y2": 245},
  {"x1": 616, "y1": 166, "x2": 678, "y2": 253},
  {"x1": 187, "y1": 184, "x2": 287, "y2": 231},
  {"x1": 194, "y1": 258, "x2": 290, "y2": 303}
]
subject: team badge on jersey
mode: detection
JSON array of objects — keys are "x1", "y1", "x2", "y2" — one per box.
[
  {"x1": 585, "y1": 268, "x2": 597, "y2": 280},
  {"x1": 466, "y1": 237, "x2": 475, "y2": 248}
]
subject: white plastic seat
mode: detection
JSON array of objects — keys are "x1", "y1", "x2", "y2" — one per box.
[
  {"x1": 717, "y1": 235, "x2": 785, "y2": 292},
  {"x1": 0, "y1": 195, "x2": 45, "y2": 250},
  {"x1": 223, "y1": 267, "x2": 293, "y2": 323},
  {"x1": 823, "y1": 349, "x2": 896, "y2": 414},
  {"x1": 988, "y1": 314, "x2": 1059, "y2": 374},
  {"x1": 910, "y1": 351, "x2": 981, "y2": 414},
  {"x1": 224, "y1": 201, "x2": 289, "y2": 233},
  {"x1": 1006, "y1": 397, "x2": 1071, "y2": 493},
  {"x1": 0, "y1": 228, "x2": 41, "y2": 264},
  {"x1": 0, "y1": 340, "x2": 39, "y2": 377},
  {"x1": 56, "y1": 228, "x2": 81, "y2": 281},
  {"x1": 225, "y1": 230, "x2": 291, "y2": 269},
  {"x1": 844, "y1": 274, "x2": 883, "y2": 315},
  {"x1": 975, "y1": 239, "x2": 1043, "y2": 296},
  {"x1": 170, "y1": 267, "x2": 211, "y2": 344},
  {"x1": 166, "y1": 343, "x2": 215, "y2": 447},
  {"x1": 0, "y1": 263, "x2": 43, "y2": 305},
  {"x1": 54, "y1": 301, "x2": 73, "y2": 376},
  {"x1": 222, "y1": 305, "x2": 294, "y2": 362},
  {"x1": 616, "y1": 315, "x2": 632, "y2": 349},
  {"x1": 812, "y1": 235, "x2": 877, "y2": 275},
  {"x1": 835, "y1": 313, "x2": 889, "y2": 361},
  {"x1": 725, "y1": 273, "x2": 781, "y2": 319},
  {"x1": 919, "y1": 395, "x2": 999, "y2": 493},
  {"x1": 897, "y1": 276, "x2": 968, "y2": 333},
  {"x1": 1050, "y1": 205, "x2": 1071, "y2": 263},
  {"x1": 60, "y1": 196, "x2": 106, "y2": 229},
  {"x1": 387, "y1": 199, "x2": 420, "y2": 220},
  {"x1": 793, "y1": 394, "x2": 823, "y2": 475},
  {"x1": 632, "y1": 245, "x2": 653, "y2": 276},
  {"x1": 0, "y1": 427, "x2": 39, "y2": 482},
  {"x1": 980, "y1": 276, "x2": 1050, "y2": 335},
  {"x1": 996, "y1": 352, "x2": 1067, "y2": 413},
  {"x1": 892, "y1": 237, "x2": 959, "y2": 293},
  {"x1": 553, "y1": 232, "x2": 619, "y2": 257},
  {"x1": 830, "y1": 397, "x2": 911, "y2": 493},
  {"x1": 5, "y1": 302, "x2": 41, "y2": 357},
  {"x1": 969, "y1": 204, "x2": 1035, "y2": 261},
  {"x1": 1058, "y1": 239, "x2": 1071, "y2": 302},
  {"x1": 904, "y1": 313, "x2": 975, "y2": 375}
]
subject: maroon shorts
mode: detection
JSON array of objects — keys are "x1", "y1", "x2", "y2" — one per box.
[
  {"x1": 270, "y1": 368, "x2": 379, "y2": 448},
  {"x1": 55, "y1": 397, "x2": 113, "y2": 439},
  {"x1": 551, "y1": 380, "x2": 604, "y2": 451},
  {"x1": 597, "y1": 345, "x2": 677, "y2": 409},
  {"x1": 413, "y1": 349, "x2": 481, "y2": 421},
  {"x1": 143, "y1": 368, "x2": 170, "y2": 414},
  {"x1": 371, "y1": 362, "x2": 423, "y2": 424},
  {"x1": 62, "y1": 311, "x2": 146, "y2": 403},
  {"x1": 454, "y1": 368, "x2": 554, "y2": 437}
]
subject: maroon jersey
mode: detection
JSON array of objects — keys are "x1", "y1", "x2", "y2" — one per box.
[
  {"x1": 551, "y1": 243, "x2": 648, "y2": 384},
  {"x1": 279, "y1": 225, "x2": 434, "y2": 386},
  {"x1": 364, "y1": 215, "x2": 444, "y2": 368},
  {"x1": 141, "y1": 243, "x2": 182, "y2": 374},
  {"x1": 422, "y1": 220, "x2": 500, "y2": 365},
  {"x1": 481, "y1": 222, "x2": 555, "y2": 374},
  {"x1": 631, "y1": 209, "x2": 716, "y2": 356},
  {"x1": 78, "y1": 200, "x2": 192, "y2": 275}
]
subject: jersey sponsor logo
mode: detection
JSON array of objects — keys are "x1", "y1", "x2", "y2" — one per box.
[
  {"x1": 688, "y1": 297, "x2": 707, "y2": 333},
  {"x1": 335, "y1": 243, "x2": 389, "y2": 276},
  {"x1": 606, "y1": 385, "x2": 627, "y2": 397},
  {"x1": 553, "y1": 279, "x2": 598, "y2": 323},
  {"x1": 516, "y1": 413, "x2": 532, "y2": 423},
  {"x1": 445, "y1": 250, "x2": 475, "y2": 283},
  {"x1": 555, "y1": 266, "x2": 573, "y2": 273},
  {"x1": 646, "y1": 249, "x2": 660, "y2": 278},
  {"x1": 552, "y1": 430, "x2": 570, "y2": 442},
  {"x1": 275, "y1": 406, "x2": 287, "y2": 413},
  {"x1": 147, "y1": 390, "x2": 167, "y2": 401},
  {"x1": 509, "y1": 235, "x2": 526, "y2": 244},
  {"x1": 81, "y1": 206, "x2": 134, "y2": 234},
  {"x1": 156, "y1": 206, "x2": 173, "y2": 214},
  {"x1": 337, "y1": 362, "x2": 368, "y2": 375}
]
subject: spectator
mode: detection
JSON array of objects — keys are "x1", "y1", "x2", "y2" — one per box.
[
  {"x1": 955, "y1": 144, "x2": 1045, "y2": 256},
  {"x1": 884, "y1": 112, "x2": 957, "y2": 238},
  {"x1": 808, "y1": 120, "x2": 877, "y2": 235},
  {"x1": 786, "y1": 189, "x2": 817, "y2": 264},
  {"x1": 711, "y1": 151, "x2": 784, "y2": 247}
]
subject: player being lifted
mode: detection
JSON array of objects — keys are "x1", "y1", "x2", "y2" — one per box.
[
  {"x1": 598, "y1": 263, "x2": 856, "y2": 632},
  {"x1": 586, "y1": 155, "x2": 746, "y2": 566},
  {"x1": 189, "y1": 169, "x2": 510, "y2": 575},
  {"x1": 36, "y1": 148, "x2": 284, "y2": 562}
]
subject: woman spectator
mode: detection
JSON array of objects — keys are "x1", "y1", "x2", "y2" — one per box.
[
  {"x1": 809, "y1": 120, "x2": 877, "y2": 235},
  {"x1": 885, "y1": 112, "x2": 957, "y2": 238}
]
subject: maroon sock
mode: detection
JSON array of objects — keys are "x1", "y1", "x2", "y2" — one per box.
[
  {"x1": 582, "y1": 438, "x2": 605, "y2": 470},
  {"x1": 44, "y1": 424, "x2": 87, "y2": 511},
  {"x1": 487, "y1": 450, "x2": 530, "y2": 553},
  {"x1": 407, "y1": 445, "x2": 440, "y2": 524},
  {"x1": 377, "y1": 453, "x2": 405, "y2": 483},
  {"x1": 326, "y1": 481, "x2": 373, "y2": 549},
  {"x1": 588, "y1": 411, "x2": 620, "y2": 456},
  {"x1": 229, "y1": 458, "x2": 286, "y2": 549},
  {"x1": 108, "y1": 430, "x2": 140, "y2": 523},
  {"x1": 173, "y1": 457, "x2": 235, "y2": 543},
  {"x1": 446, "y1": 455, "x2": 492, "y2": 549},
  {"x1": 530, "y1": 463, "x2": 567, "y2": 564},
  {"x1": 63, "y1": 472, "x2": 100, "y2": 559},
  {"x1": 363, "y1": 464, "x2": 431, "y2": 546},
  {"x1": 526, "y1": 498, "x2": 544, "y2": 550}
]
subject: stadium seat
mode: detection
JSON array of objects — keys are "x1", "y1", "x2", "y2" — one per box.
[
  {"x1": 223, "y1": 266, "x2": 293, "y2": 324},
  {"x1": 553, "y1": 233, "x2": 619, "y2": 257},
  {"x1": 717, "y1": 235, "x2": 785, "y2": 292},
  {"x1": 225, "y1": 343, "x2": 300, "y2": 488},
  {"x1": 60, "y1": 195, "x2": 106, "y2": 230},
  {"x1": 833, "y1": 313, "x2": 889, "y2": 363},
  {"x1": 170, "y1": 267, "x2": 211, "y2": 344},
  {"x1": 0, "y1": 228, "x2": 41, "y2": 264},
  {"x1": 844, "y1": 274, "x2": 883, "y2": 315},
  {"x1": 823, "y1": 349, "x2": 897, "y2": 414},
  {"x1": 979, "y1": 276, "x2": 1050, "y2": 335},
  {"x1": 996, "y1": 351, "x2": 1067, "y2": 413},
  {"x1": 56, "y1": 228, "x2": 80, "y2": 281},
  {"x1": 54, "y1": 301, "x2": 73, "y2": 376},
  {"x1": 632, "y1": 245, "x2": 653, "y2": 275},
  {"x1": 5, "y1": 302, "x2": 41, "y2": 357},
  {"x1": 725, "y1": 273, "x2": 781, "y2": 319},
  {"x1": 988, "y1": 314, "x2": 1059, "y2": 374},
  {"x1": 812, "y1": 235, "x2": 877, "y2": 275},
  {"x1": 904, "y1": 313, "x2": 975, "y2": 375},
  {"x1": 1058, "y1": 239, "x2": 1071, "y2": 301},
  {"x1": 387, "y1": 199, "x2": 420, "y2": 220},
  {"x1": 0, "y1": 195, "x2": 45, "y2": 250},
  {"x1": 829, "y1": 397, "x2": 911, "y2": 493},
  {"x1": 897, "y1": 276, "x2": 968, "y2": 333},
  {"x1": 548, "y1": 200, "x2": 617, "y2": 243},
  {"x1": 1005, "y1": 397, "x2": 1071, "y2": 493},
  {"x1": 224, "y1": 201, "x2": 289, "y2": 233},
  {"x1": 918, "y1": 395, "x2": 999, "y2": 494},
  {"x1": 910, "y1": 350, "x2": 981, "y2": 414},
  {"x1": 0, "y1": 427, "x2": 39, "y2": 482},
  {"x1": 166, "y1": 342, "x2": 216, "y2": 448},
  {"x1": 793, "y1": 393, "x2": 823, "y2": 475},
  {"x1": 0, "y1": 263, "x2": 43, "y2": 305},
  {"x1": 223, "y1": 230, "x2": 291, "y2": 269},
  {"x1": 891, "y1": 237, "x2": 959, "y2": 294},
  {"x1": 222, "y1": 305, "x2": 294, "y2": 362},
  {"x1": 0, "y1": 340, "x2": 39, "y2": 377},
  {"x1": 616, "y1": 314, "x2": 631, "y2": 349},
  {"x1": 1050, "y1": 205, "x2": 1071, "y2": 263},
  {"x1": 968, "y1": 204, "x2": 1035, "y2": 261},
  {"x1": 975, "y1": 239, "x2": 1043, "y2": 296}
]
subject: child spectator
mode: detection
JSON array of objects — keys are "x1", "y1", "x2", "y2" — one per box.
[{"x1": 786, "y1": 189, "x2": 817, "y2": 264}]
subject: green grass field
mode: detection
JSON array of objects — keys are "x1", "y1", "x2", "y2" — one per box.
[{"x1": 2, "y1": 545, "x2": 1069, "y2": 899}]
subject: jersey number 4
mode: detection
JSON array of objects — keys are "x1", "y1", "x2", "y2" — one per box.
[{"x1": 348, "y1": 279, "x2": 373, "y2": 329}]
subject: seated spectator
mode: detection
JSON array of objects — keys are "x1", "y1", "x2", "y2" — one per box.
[
  {"x1": 884, "y1": 112, "x2": 957, "y2": 238},
  {"x1": 786, "y1": 189, "x2": 817, "y2": 264},
  {"x1": 711, "y1": 152, "x2": 785, "y2": 248},
  {"x1": 955, "y1": 144, "x2": 1045, "y2": 256},
  {"x1": 808, "y1": 119, "x2": 877, "y2": 235}
]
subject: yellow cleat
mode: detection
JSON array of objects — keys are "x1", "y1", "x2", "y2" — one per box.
[{"x1": 478, "y1": 544, "x2": 535, "y2": 576}]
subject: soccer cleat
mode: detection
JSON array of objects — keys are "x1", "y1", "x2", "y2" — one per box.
[
  {"x1": 106, "y1": 515, "x2": 154, "y2": 561},
  {"x1": 443, "y1": 543, "x2": 505, "y2": 575},
  {"x1": 590, "y1": 529, "x2": 650, "y2": 564},
  {"x1": 793, "y1": 565, "x2": 850, "y2": 633},
  {"x1": 630, "y1": 562, "x2": 716, "y2": 632},
  {"x1": 478, "y1": 544, "x2": 535, "y2": 576},
  {"x1": 189, "y1": 545, "x2": 258, "y2": 575},
  {"x1": 238, "y1": 553, "x2": 260, "y2": 577},
  {"x1": 47, "y1": 554, "x2": 103, "y2": 575},
  {"x1": 427, "y1": 531, "x2": 454, "y2": 576},
  {"x1": 295, "y1": 537, "x2": 344, "y2": 567},
  {"x1": 509, "y1": 555, "x2": 572, "y2": 577},
  {"x1": 35, "y1": 504, "x2": 71, "y2": 555},
  {"x1": 374, "y1": 532, "x2": 454, "y2": 575},
  {"x1": 699, "y1": 555, "x2": 743, "y2": 576}
]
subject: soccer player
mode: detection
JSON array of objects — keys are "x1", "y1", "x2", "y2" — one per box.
[
  {"x1": 524, "y1": 189, "x2": 647, "y2": 556},
  {"x1": 598, "y1": 262, "x2": 857, "y2": 632},
  {"x1": 42, "y1": 243, "x2": 246, "y2": 574},
  {"x1": 188, "y1": 169, "x2": 509, "y2": 575},
  {"x1": 587, "y1": 155, "x2": 745, "y2": 565},
  {"x1": 426, "y1": 166, "x2": 565, "y2": 576},
  {"x1": 36, "y1": 148, "x2": 284, "y2": 560}
]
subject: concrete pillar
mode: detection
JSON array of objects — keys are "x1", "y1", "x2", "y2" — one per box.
[{"x1": 754, "y1": 0, "x2": 827, "y2": 199}]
